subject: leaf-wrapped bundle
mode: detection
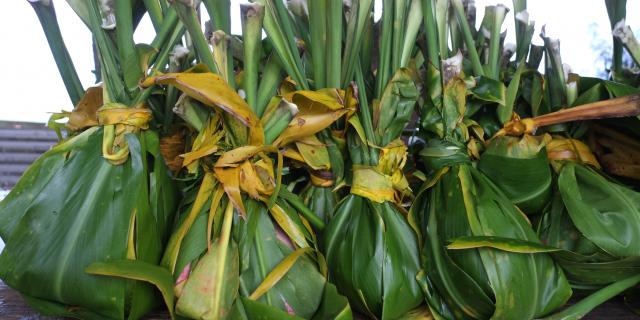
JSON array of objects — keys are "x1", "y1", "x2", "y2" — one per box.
[{"x1": 0, "y1": 126, "x2": 178, "y2": 319}]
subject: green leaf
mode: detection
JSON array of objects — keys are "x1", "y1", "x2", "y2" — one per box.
[
  {"x1": 499, "y1": 60, "x2": 526, "y2": 124},
  {"x1": 375, "y1": 68, "x2": 419, "y2": 146},
  {"x1": 86, "y1": 260, "x2": 176, "y2": 319},
  {"x1": 471, "y1": 76, "x2": 506, "y2": 105},
  {"x1": 558, "y1": 162, "x2": 640, "y2": 257}
]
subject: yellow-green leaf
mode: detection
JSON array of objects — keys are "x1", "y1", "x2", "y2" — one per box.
[{"x1": 248, "y1": 247, "x2": 312, "y2": 301}]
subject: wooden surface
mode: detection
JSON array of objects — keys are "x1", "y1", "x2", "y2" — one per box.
[{"x1": 1, "y1": 281, "x2": 638, "y2": 319}]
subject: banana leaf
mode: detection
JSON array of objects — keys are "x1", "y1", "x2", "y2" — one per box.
[
  {"x1": 477, "y1": 134, "x2": 552, "y2": 214},
  {"x1": 0, "y1": 127, "x2": 178, "y2": 319}
]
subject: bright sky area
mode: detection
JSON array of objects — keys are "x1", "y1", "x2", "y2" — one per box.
[{"x1": 0, "y1": 0, "x2": 639, "y2": 124}]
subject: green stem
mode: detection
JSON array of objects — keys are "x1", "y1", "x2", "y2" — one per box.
[
  {"x1": 400, "y1": 0, "x2": 423, "y2": 68},
  {"x1": 133, "y1": 24, "x2": 185, "y2": 107},
  {"x1": 375, "y1": 0, "x2": 393, "y2": 99},
  {"x1": 258, "y1": 0, "x2": 309, "y2": 90},
  {"x1": 422, "y1": 0, "x2": 440, "y2": 67},
  {"x1": 202, "y1": 0, "x2": 235, "y2": 87},
  {"x1": 278, "y1": 189, "x2": 326, "y2": 231},
  {"x1": 29, "y1": 1, "x2": 84, "y2": 106},
  {"x1": 116, "y1": 0, "x2": 142, "y2": 93},
  {"x1": 605, "y1": 0, "x2": 627, "y2": 76},
  {"x1": 392, "y1": 0, "x2": 408, "y2": 71},
  {"x1": 451, "y1": 0, "x2": 483, "y2": 76},
  {"x1": 355, "y1": 60, "x2": 378, "y2": 164},
  {"x1": 142, "y1": 0, "x2": 164, "y2": 31},
  {"x1": 326, "y1": 0, "x2": 342, "y2": 88},
  {"x1": 172, "y1": 1, "x2": 218, "y2": 74},
  {"x1": 241, "y1": 3, "x2": 265, "y2": 113},
  {"x1": 203, "y1": 0, "x2": 231, "y2": 33},
  {"x1": 341, "y1": 0, "x2": 373, "y2": 87},
  {"x1": 613, "y1": 20, "x2": 640, "y2": 67},
  {"x1": 487, "y1": 5, "x2": 507, "y2": 79},
  {"x1": 256, "y1": 55, "x2": 283, "y2": 117},
  {"x1": 150, "y1": 8, "x2": 178, "y2": 51},
  {"x1": 435, "y1": 0, "x2": 449, "y2": 60},
  {"x1": 308, "y1": 0, "x2": 327, "y2": 88},
  {"x1": 88, "y1": 0, "x2": 127, "y2": 103},
  {"x1": 263, "y1": 99, "x2": 297, "y2": 145}
]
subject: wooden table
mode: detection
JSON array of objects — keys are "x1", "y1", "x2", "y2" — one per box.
[{"x1": 1, "y1": 281, "x2": 638, "y2": 319}]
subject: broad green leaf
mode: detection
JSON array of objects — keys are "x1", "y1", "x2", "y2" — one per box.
[
  {"x1": 239, "y1": 297, "x2": 303, "y2": 320},
  {"x1": 417, "y1": 164, "x2": 571, "y2": 319},
  {"x1": 558, "y1": 162, "x2": 640, "y2": 257},
  {"x1": 375, "y1": 68, "x2": 419, "y2": 146},
  {"x1": 86, "y1": 260, "x2": 176, "y2": 319},
  {"x1": 471, "y1": 76, "x2": 506, "y2": 105},
  {"x1": 162, "y1": 172, "x2": 216, "y2": 273}
]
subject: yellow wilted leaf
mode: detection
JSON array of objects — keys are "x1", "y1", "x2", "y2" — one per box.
[
  {"x1": 142, "y1": 71, "x2": 264, "y2": 145},
  {"x1": 67, "y1": 86, "x2": 103, "y2": 131},
  {"x1": 295, "y1": 135, "x2": 330, "y2": 170},
  {"x1": 248, "y1": 247, "x2": 312, "y2": 301},
  {"x1": 214, "y1": 166, "x2": 246, "y2": 219},
  {"x1": 215, "y1": 145, "x2": 275, "y2": 168},
  {"x1": 547, "y1": 136, "x2": 601, "y2": 169},
  {"x1": 273, "y1": 89, "x2": 354, "y2": 147},
  {"x1": 281, "y1": 148, "x2": 305, "y2": 163}
]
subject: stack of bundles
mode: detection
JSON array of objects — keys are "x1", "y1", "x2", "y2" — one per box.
[{"x1": 0, "y1": 0, "x2": 181, "y2": 318}]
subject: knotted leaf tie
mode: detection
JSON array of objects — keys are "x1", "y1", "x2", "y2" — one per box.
[
  {"x1": 97, "y1": 103, "x2": 152, "y2": 165},
  {"x1": 547, "y1": 136, "x2": 601, "y2": 170},
  {"x1": 351, "y1": 139, "x2": 411, "y2": 203}
]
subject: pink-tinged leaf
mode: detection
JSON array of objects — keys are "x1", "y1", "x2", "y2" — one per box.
[{"x1": 281, "y1": 294, "x2": 296, "y2": 315}]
